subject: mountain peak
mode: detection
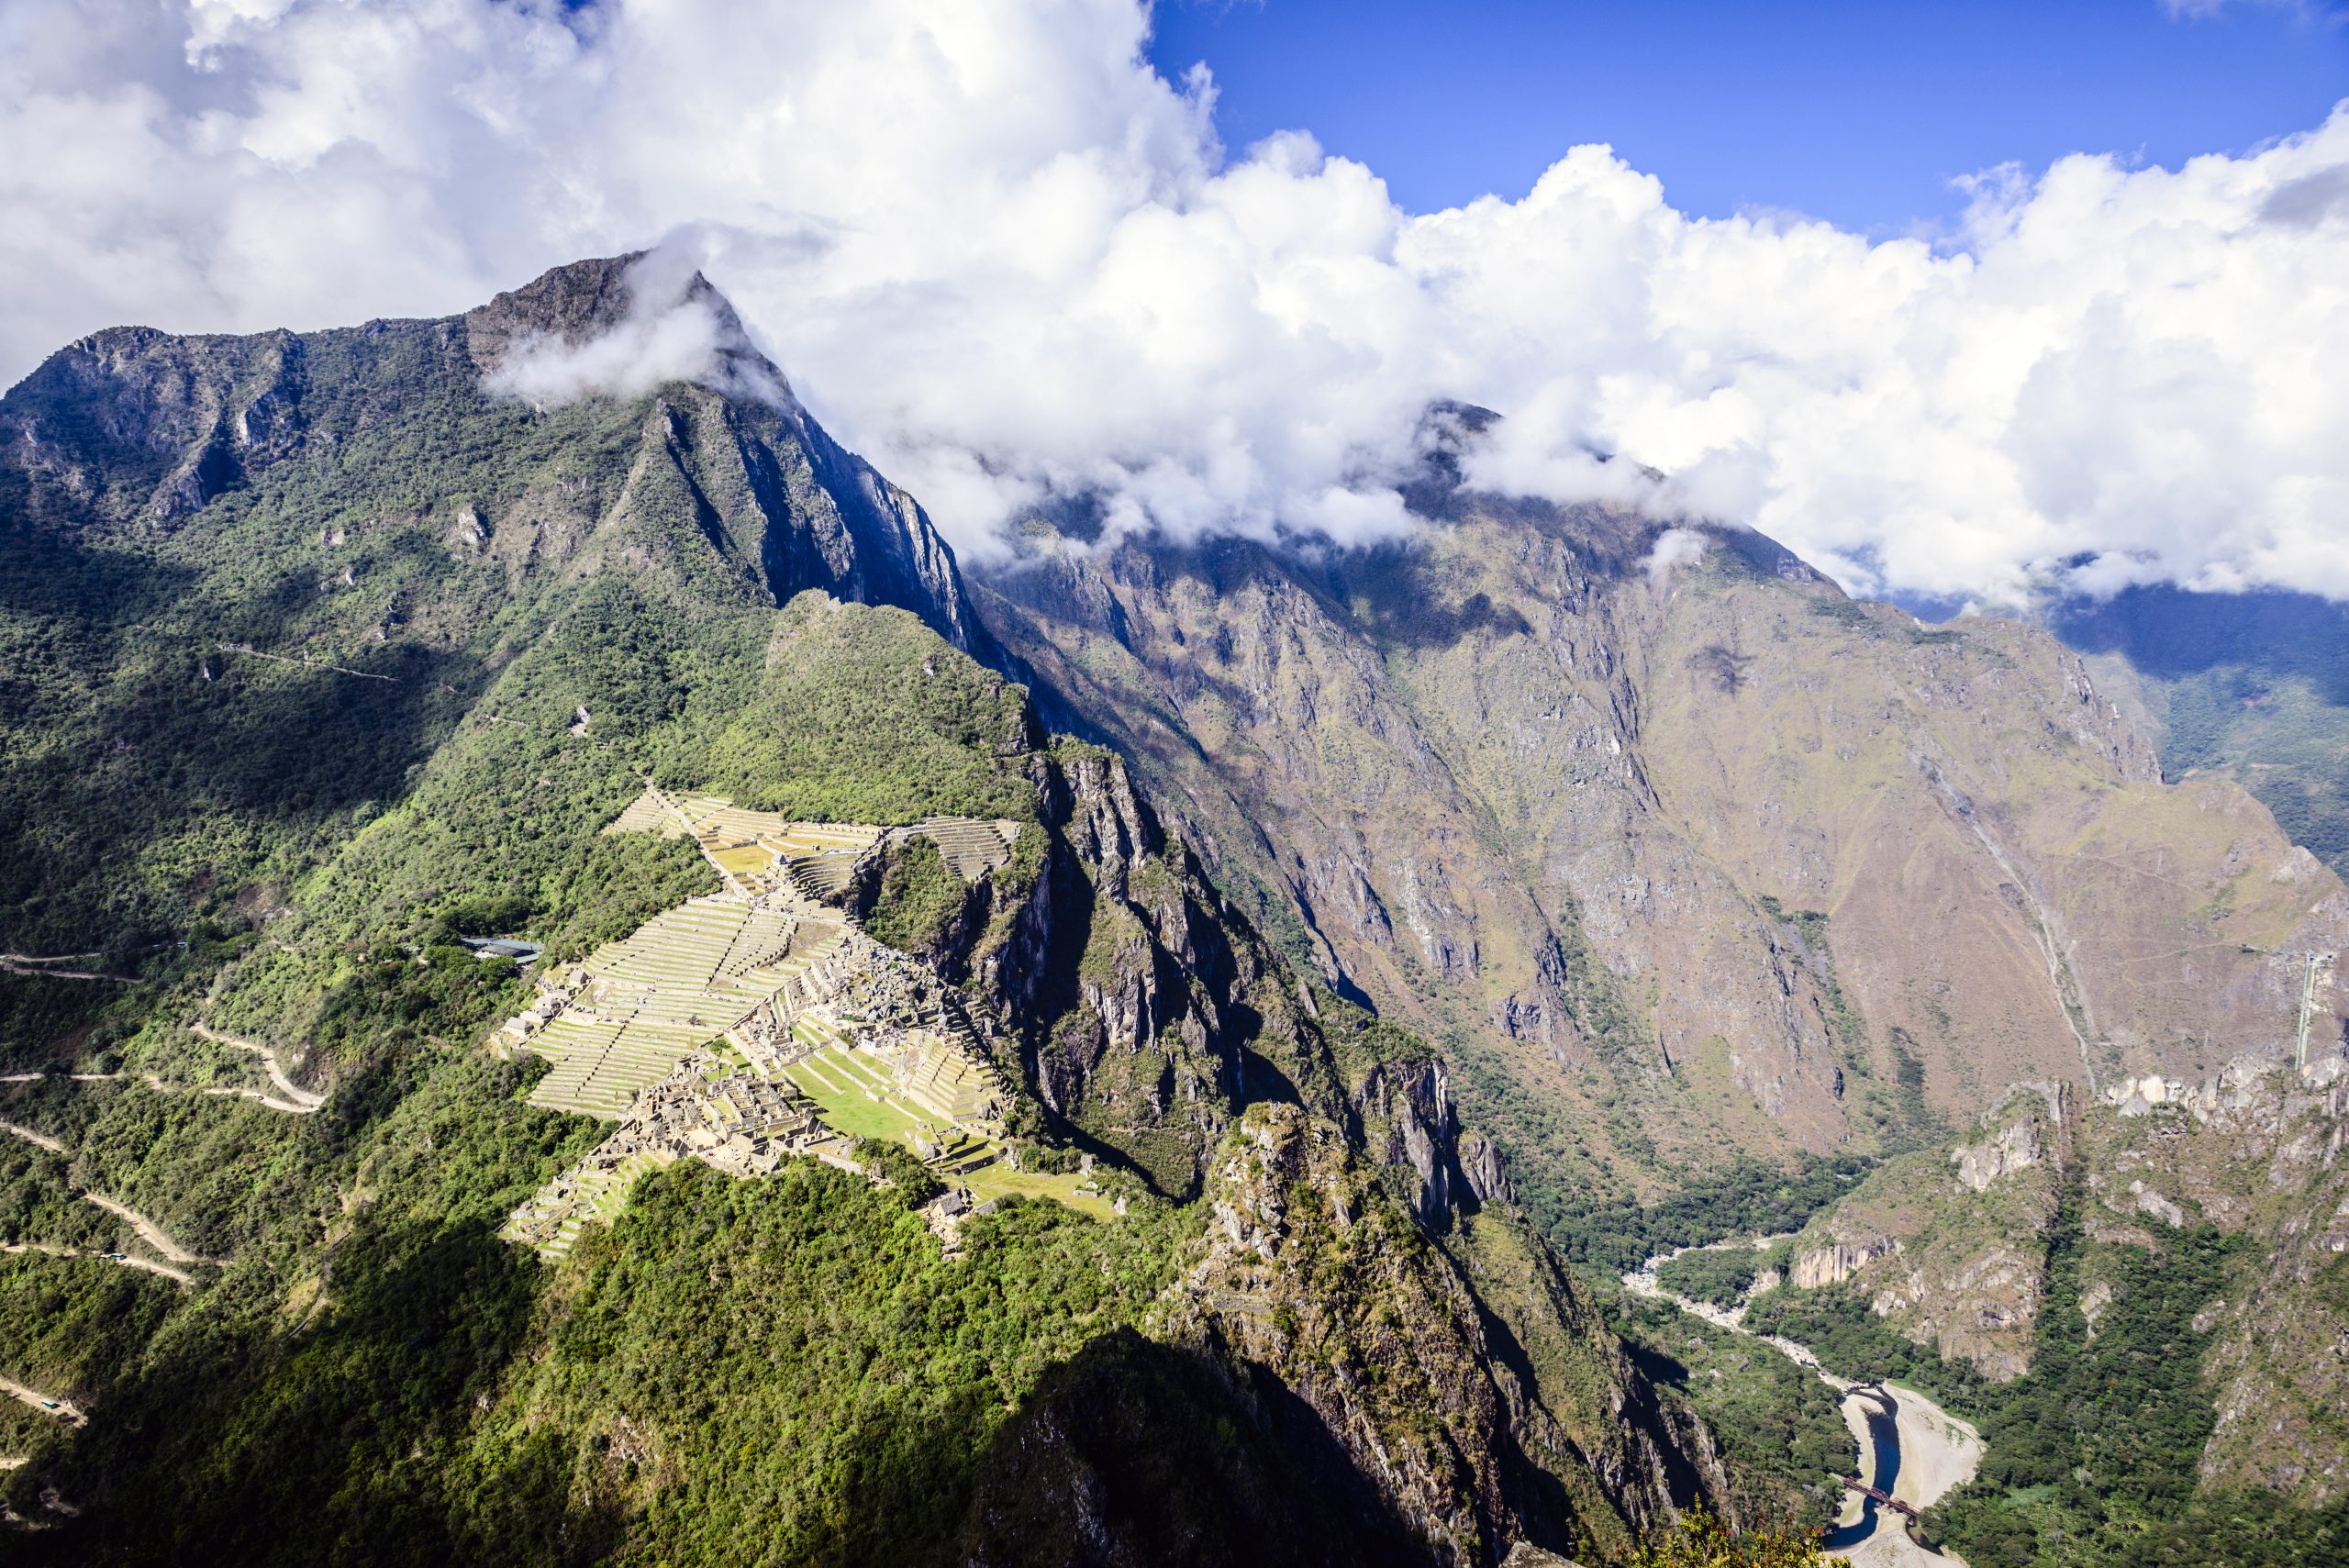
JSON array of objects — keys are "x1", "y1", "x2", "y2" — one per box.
[{"x1": 461, "y1": 251, "x2": 779, "y2": 400}]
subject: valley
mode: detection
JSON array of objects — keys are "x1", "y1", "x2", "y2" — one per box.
[{"x1": 1625, "y1": 1237, "x2": 1982, "y2": 1565}]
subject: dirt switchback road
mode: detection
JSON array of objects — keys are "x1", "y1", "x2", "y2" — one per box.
[
  {"x1": 187, "y1": 1024, "x2": 325, "y2": 1112},
  {"x1": 80, "y1": 1195, "x2": 201, "y2": 1265},
  {"x1": 2, "y1": 1375, "x2": 85, "y2": 1427}
]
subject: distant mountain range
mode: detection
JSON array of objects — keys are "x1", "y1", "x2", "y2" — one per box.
[{"x1": 2045, "y1": 584, "x2": 2349, "y2": 878}]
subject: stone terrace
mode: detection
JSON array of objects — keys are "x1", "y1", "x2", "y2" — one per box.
[
  {"x1": 507, "y1": 893, "x2": 846, "y2": 1118},
  {"x1": 497, "y1": 787, "x2": 1059, "y2": 1258}
]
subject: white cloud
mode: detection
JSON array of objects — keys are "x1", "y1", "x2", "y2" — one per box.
[
  {"x1": 478, "y1": 243, "x2": 791, "y2": 410},
  {"x1": 3, "y1": 0, "x2": 2347, "y2": 602},
  {"x1": 1642, "y1": 527, "x2": 1709, "y2": 593},
  {"x1": 484, "y1": 261, "x2": 720, "y2": 409},
  {"x1": 2160, "y1": 1, "x2": 2318, "y2": 18}
]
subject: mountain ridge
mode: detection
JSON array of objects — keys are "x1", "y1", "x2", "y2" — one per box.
[
  {"x1": 974, "y1": 450, "x2": 2349, "y2": 1227},
  {"x1": 0, "y1": 258, "x2": 1744, "y2": 1564}
]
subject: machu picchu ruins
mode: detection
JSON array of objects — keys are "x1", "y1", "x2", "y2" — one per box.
[{"x1": 497, "y1": 786, "x2": 1069, "y2": 1258}]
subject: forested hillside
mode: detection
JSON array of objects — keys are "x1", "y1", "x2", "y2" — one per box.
[
  {"x1": 1736, "y1": 1071, "x2": 2349, "y2": 1565},
  {"x1": 0, "y1": 258, "x2": 1763, "y2": 1564}
]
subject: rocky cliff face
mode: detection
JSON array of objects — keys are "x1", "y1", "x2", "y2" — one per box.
[
  {"x1": 1152, "y1": 1103, "x2": 1723, "y2": 1566},
  {"x1": 975, "y1": 452, "x2": 2349, "y2": 1207},
  {"x1": 1781, "y1": 1087, "x2": 2072, "y2": 1380},
  {"x1": 1779, "y1": 1056, "x2": 2349, "y2": 1503}
]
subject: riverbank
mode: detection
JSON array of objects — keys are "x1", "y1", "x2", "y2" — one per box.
[
  {"x1": 1882, "y1": 1385, "x2": 1981, "y2": 1513},
  {"x1": 1621, "y1": 1240, "x2": 1982, "y2": 1565}
]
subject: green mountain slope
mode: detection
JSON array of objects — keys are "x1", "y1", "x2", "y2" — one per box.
[{"x1": 0, "y1": 260, "x2": 1742, "y2": 1564}]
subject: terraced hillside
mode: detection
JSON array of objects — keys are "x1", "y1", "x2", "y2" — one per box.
[
  {"x1": 508, "y1": 891, "x2": 844, "y2": 1118},
  {"x1": 493, "y1": 784, "x2": 1052, "y2": 1258}
]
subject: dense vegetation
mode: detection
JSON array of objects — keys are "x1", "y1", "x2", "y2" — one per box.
[
  {"x1": 1740, "y1": 1282, "x2": 1988, "y2": 1415},
  {"x1": 1653, "y1": 1244, "x2": 1787, "y2": 1311},
  {"x1": 701, "y1": 597, "x2": 1041, "y2": 826},
  {"x1": 1626, "y1": 1508, "x2": 1828, "y2": 1568},
  {"x1": 1613, "y1": 1294, "x2": 1848, "y2": 1529},
  {"x1": 856, "y1": 833, "x2": 976, "y2": 957},
  {"x1": 1927, "y1": 1183, "x2": 2347, "y2": 1566},
  {"x1": 1552, "y1": 1155, "x2": 1870, "y2": 1276}
]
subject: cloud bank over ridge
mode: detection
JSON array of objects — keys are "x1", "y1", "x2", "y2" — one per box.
[{"x1": 3, "y1": 0, "x2": 2346, "y2": 604}]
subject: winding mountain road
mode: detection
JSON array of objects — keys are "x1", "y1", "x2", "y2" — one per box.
[
  {"x1": 0, "y1": 1118, "x2": 64, "y2": 1154},
  {"x1": 0, "y1": 1121, "x2": 214, "y2": 1276},
  {"x1": 80, "y1": 1195, "x2": 200, "y2": 1265},
  {"x1": 1, "y1": 1375, "x2": 84, "y2": 1428},
  {"x1": 0, "y1": 954, "x2": 136, "y2": 984},
  {"x1": 187, "y1": 1024, "x2": 325, "y2": 1112},
  {"x1": 7, "y1": 1065, "x2": 317, "y2": 1115},
  {"x1": 5, "y1": 1240, "x2": 193, "y2": 1288}
]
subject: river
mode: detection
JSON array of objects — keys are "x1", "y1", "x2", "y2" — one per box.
[{"x1": 1621, "y1": 1240, "x2": 1983, "y2": 1565}]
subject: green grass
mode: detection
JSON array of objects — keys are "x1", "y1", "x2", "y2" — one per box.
[
  {"x1": 960, "y1": 1161, "x2": 1117, "y2": 1218},
  {"x1": 784, "y1": 1050, "x2": 929, "y2": 1145}
]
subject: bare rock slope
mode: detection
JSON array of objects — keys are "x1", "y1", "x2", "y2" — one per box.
[{"x1": 977, "y1": 457, "x2": 2349, "y2": 1208}]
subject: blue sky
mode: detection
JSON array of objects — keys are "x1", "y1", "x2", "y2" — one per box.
[{"x1": 1150, "y1": 0, "x2": 2349, "y2": 231}]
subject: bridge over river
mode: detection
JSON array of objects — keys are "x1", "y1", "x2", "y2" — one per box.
[{"x1": 1623, "y1": 1242, "x2": 1983, "y2": 1565}]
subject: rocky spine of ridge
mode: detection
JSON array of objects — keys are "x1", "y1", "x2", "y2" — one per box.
[
  {"x1": 966, "y1": 1101, "x2": 1724, "y2": 1566},
  {"x1": 3, "y1": 254, "x2": 985, "y2": 655}
]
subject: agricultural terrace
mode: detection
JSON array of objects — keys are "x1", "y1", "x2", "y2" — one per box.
[
  {"x1": 497, "y1": 787, "x2": 1106, "y2": 1254},
  {"x1": 508, "y1": 893, "x2": 844, "y2": 1118},
  {"x1": 604, "y1": 784, "x2": 1019, "y2": 896}
]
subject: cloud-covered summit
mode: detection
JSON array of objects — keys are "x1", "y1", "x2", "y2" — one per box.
[
  {"x1": 468, "y1": 247, "x2": 790, "y2": 412},
  {"x1": 4, "y1": 0, "x2": 2346, "y2": 604}
]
